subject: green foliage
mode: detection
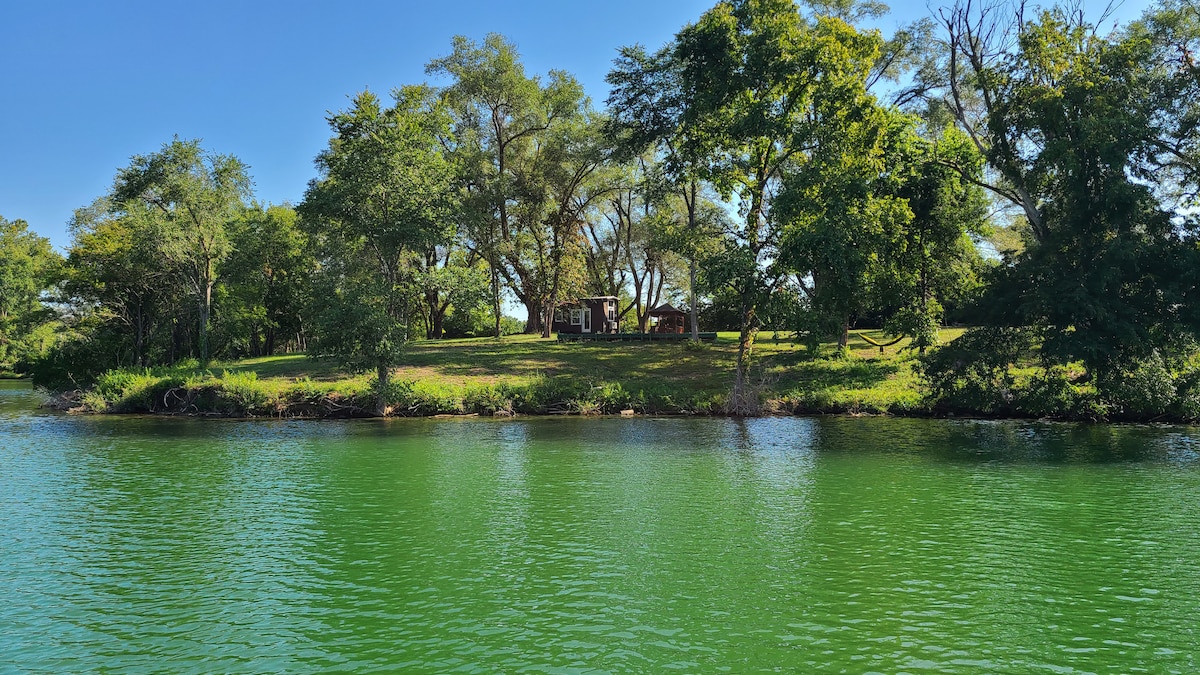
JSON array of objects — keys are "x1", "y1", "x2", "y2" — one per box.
[
  {"x1": 920, "y1": 327, "x2": 1033, "y2": 414},
  {"x1": 939, "y1": 6, "x2": 1200, "y2": 377},
  {"x1": 301, "y1": 86, "x2": 458, "y2": 412},
  {"x1": 1096, "y1": 353, "x2": 1179, "y2": 420},
  {"x1": 217, "y1": 204, "x2": 311, "y2": 357},
  {"x1": 0, "y1": 216, "x2": 62, "y2": 373},
  {"x1": 442, "y1": 307, "x2": 524, "y2": 339},
  {"x1": 428, "y1": 33, "x2": 598, "y2": 336},
  {"x1": 1011, "y1": 369, "x2": 1104, "y2": 421},
  {"x1": 110, "y1": 137, "x2": 251, "y2": 362}
]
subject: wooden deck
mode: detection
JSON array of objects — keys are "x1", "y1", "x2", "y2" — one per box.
[{"x1": 556, "y1": 332, "x2": 718, "y2": 343}]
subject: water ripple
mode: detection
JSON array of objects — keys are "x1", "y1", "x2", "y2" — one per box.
[{"x1": 2, "y1": 388, "x2": 1199, "y2": 672}]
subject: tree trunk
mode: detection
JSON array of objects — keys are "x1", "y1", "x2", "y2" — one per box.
[
  {"x1": 838, "y1": 318, "x2": 850, "y2": 351},
  {"x1": 919, "y1": 242, "x2": 931, "y2": 355},
  {"x1": 523, "y1": 298, "x2": 540, "y2": 334},
  {"x1": 541, "y1": 303, "x2": 553, "y2": 339},
  {"x1": 730, "y1": 302, "x2": 758, "y2": 416},
  {"x1": 199, "y1": 281, "x2": 213, "y2": 364},
  {"x1": 375, "y1": 361, "x2": 390, "y2": 417},
  {"x1": 432, "y1": 309, "x2": 446, "y2": 341},
  {"x1": 134, "y1": 303, "x2": 146, "y2": 367},
  {"x1": 689, "y1": 259, "x2": 700, "y2": 341},
  {"x1": 686, "y1": 180, "x2": 700, "y2": 341},
  {"x1": 489, "y1": 255, "x2": 502, "y2": 339}
]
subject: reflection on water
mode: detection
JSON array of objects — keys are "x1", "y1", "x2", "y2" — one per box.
[{"x1": 2, "y1": 381, "x2": 1199, "y2": 672}]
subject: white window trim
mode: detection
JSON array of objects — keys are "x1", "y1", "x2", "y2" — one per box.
[{"x1": 570, "y1": 308, "x2": 584, "y2": 326}]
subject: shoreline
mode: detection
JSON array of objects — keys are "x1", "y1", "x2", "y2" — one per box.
[
  {"x1": 24, "y1": 331, "x2": 1200, "y2": 426},
  {"x1": 37, "y1": 385, "x2": 1193, "y2": 425}
]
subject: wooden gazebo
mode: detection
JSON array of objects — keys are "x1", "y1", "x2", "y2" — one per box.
[{"x1": 648, "y1": 303, "x2": 688, "y2": 334}]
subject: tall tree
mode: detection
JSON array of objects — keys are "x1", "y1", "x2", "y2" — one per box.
[
  {"x1": 300, "y1": 87, "x2": 457, "y2": 415},
  {"x1": 428, "y1": 34, "x2": 592, "y2": 336},
  {"x1": 777, "y1": 107, "x2": 913, "y2": 352},
  {"x1": 533, "y1": 113, "x2": 611, "y2": 337},
  {"x1": 879, "y1": 127, "x2": 988, "y2": 352},
  {"x1": 668, "y1": 0, "x2": 884, "y2": 412},
  {"x1": 221, "y1": 204, "x2": 311, "y2": 356},
  {"x1": 0, "y1": 216, "x2": 61, "y2": 372},
  {"x1": 110, "y1": 138, "x2": 250, "y2": 363},
  {"x1": 606, "y1": 44, "x2": 708, "y2": 340},
  {"x1": 65, "y1": 200, "x2": 172, "y2": 367},
  {"x1": 932, "y1": 3, "x2": 1200, "y2": 376}
]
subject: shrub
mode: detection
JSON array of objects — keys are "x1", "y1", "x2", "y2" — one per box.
[
  {"x1": 1097, "y1": 352, "x2": 1177, "y2": 420},
  {"x1": 463, "y1": 384, "x2": 512, "y2": 415},
  {"x1": 1174, "y1": 369, "x2": 1200, "y2": 421},
  {"x1": 218, "y1": 370, "x2": 276, "y2": 415},
  {"x1": 920, "y1": 327, "x2": 1033, "y2": 414},
  {"x1": 1015, "y1": 369, "x2": 1087, "y2": 419}
]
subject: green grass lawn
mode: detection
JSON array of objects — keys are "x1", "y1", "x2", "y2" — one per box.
[
  {"x1": 127, "y1": 327, "x2": 959, "y2": 417},
  {"x1": 68, "y1": 326, "x2": 1200, "y2": 422}
]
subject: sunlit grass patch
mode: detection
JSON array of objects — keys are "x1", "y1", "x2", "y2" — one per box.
[{"x1": 77, "y1": 328, "x2": 962, "y2": 417}]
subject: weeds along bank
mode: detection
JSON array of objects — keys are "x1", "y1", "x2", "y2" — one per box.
[
  {"x1": 43, "y1": 332, "x2": 1200, "y2": 423},
  {"x1": 49, "y1": 335, "x2": 914, "y2": 418},
  {"x1": 57, "y1": 367, "x2": 728, "y2": 418}
]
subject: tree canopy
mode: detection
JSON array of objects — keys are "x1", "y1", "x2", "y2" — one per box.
[{"x1": 18, "y1": 0, "x2": 1200, "y2": 419}]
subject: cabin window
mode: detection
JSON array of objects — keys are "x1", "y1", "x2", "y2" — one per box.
[
  {"x1": 570, "y1": 309, "x2": 584, "y2": 326},
  {"x1": 607, "y1": 303, "x2": 616, "y2": 320},
  {"x1": 554, "y1": 309, "x2": 566, "y2": 324}
]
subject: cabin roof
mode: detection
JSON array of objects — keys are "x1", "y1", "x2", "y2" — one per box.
[
  {"x1": 556, "y1": 296, "x2": 618, "y2": 308},
  {"x1": 649, "y1": 303, "x2": 687, "y2": 315}
]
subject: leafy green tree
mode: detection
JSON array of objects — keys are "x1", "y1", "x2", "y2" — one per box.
[
  {"x1": 592, "y1": 158, "x2": 730, "y2": 334},
  {"x1": 429, "y1": 249, "x2": 493, "y2": 338},
  {"x1": 428, "y1": 34, "x2": 593, "y2": 336},
  {"x1": 606, "y1": 43, "x2": 711, "y2": 339},
  {"x1": 879, "y1": 127, "x2": 988, "y2": 352},
  {"x1": 0, "y1": 216, "x2": 61, "y2": 372},
  {"x1": 110, "y1": 138, "x2": 251, "y2": 362},
  {"x1": 777, "y1": 103, "x2": 912, "y2": 353},
  {"x1": 64, "y1": 199, "x2": 173, "y2": 367},
  {"x1": 220, "y1": 204, "x2": 311, "y2": 356},
  {"x1": 1132, "y1": 0, "x2": 1200, "y2": 205},
  {"x1": 300, "y1": 87, "x2": 457, "y2": 415},
  {"x1": 531, "y1": 113, "x2": 612, "y2": 337},
  {"x1": 669, "y1": 0, "x2": 884, "y2": 412},
  {"x1": 934, "y1": 4, "x2": 1199, "y2": 377}
]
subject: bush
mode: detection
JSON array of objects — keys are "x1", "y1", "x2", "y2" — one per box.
[
  {"x1": 920, "y1": 327, "x2": 1034, "y2": 414},
  {"x1": 463, "y1": 384, "x2": 513, "y2": 415},
  {"x1": 89, "y1": 369, "x2": 181, "y2": 413},
  {"x1": 1174, "y1": 369, "x2": 1200, "y2": 421},
  {"x1": 218, "y1": 370, "x2": 276, "y2": 415},
  {"x1": 1012, "y1": 369, "x2": 1107, "y2": 420},
  {"x1": 1097, "y1": 352, "x2": 1178, "y2": 420},
  {"x1": 442, "y1": 307, "x2": 525, "y2": 339}
]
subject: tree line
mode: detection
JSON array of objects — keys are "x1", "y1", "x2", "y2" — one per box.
[{"x1": 3, "y1": 0, "x2": 1199, "y2": 416}]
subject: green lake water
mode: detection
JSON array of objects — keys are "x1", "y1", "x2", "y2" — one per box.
[{"x1": 3, "y1": 379, "x2": 1200, "y2": 673}]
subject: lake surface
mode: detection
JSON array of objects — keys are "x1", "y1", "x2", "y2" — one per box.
[{"x1": 3, "y1": 380, "x2": 1200, "y2": 673}]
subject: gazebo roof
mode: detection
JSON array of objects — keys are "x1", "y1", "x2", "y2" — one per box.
[{"x1": 649, "y1": 303, "x2": 687, "y2": 316}]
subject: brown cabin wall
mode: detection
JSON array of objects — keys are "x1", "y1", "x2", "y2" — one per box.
[{"x1": 552, "y1": 298, "x2": 618, "y2": 335}]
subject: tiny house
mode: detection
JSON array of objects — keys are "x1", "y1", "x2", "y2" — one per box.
[{"x1": 553, "y1": 296, "x2": 619, "y2": 335}]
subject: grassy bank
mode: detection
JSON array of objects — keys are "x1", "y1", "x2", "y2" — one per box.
[{"x1": 63, "y1": 330, "x2": 954, "y2": 418}]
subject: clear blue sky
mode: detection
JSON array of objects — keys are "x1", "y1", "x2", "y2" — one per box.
[{"x1": 2, "y1": 0, "x2": 1149, "y2": 250}]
